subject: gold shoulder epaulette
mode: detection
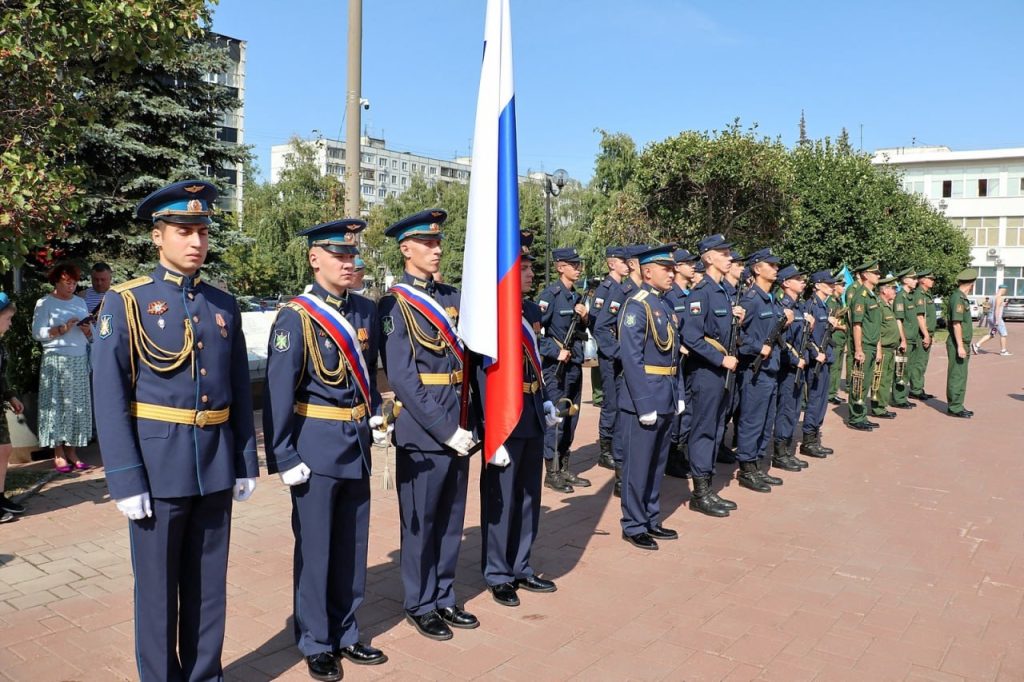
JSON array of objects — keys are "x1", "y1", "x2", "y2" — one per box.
[
  {"x1": 111, "y1": 276, "x2": 153, "y2": 293},
  {"x1": 632, "y1": 290, "x2": 649, "y2": 302}
]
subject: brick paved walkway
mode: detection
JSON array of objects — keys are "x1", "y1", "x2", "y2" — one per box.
[{"x1": 2, "y1": 347, "x2": 1023, "y2": 681}]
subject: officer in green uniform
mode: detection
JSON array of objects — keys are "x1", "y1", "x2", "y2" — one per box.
[
  {"x1": 827, "y1": 277, "x2": 848, "y2": 405},
  {"x1": 908, "y1": 270, "x2": 937, "y2": 400},
  {"x1": 871, "y1": 275, "x2": 900, "y2": 420},
  {"x1": 891, "y1": 268, "x2": 918, "y2": 408},
  {"x1": 846, "y1": 260, "x2": 882, "y2": 430},
  {"x1": 945, "y1": 269, "x2": 977, "y2": 418}
]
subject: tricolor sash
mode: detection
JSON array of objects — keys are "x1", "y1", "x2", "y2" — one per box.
[
  {"x1": 290, "y1": 294, "x2": 373, "y2": 409},
  {"x1": 522, "y1": 317, "x2": 544, "y2": 386},
  {"x1": 390, "y1": 283, "x2": 465, "y2": 364}
]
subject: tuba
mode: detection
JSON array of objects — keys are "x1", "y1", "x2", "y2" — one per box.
[
  {"x1": 850, "y1": 359, "x2": 865, "y2": 405},
  {"x1": 870, "y1": 355, "x2": 884, "y2": 402},
  {"x1": 894, "y1": 346, "x2": 907, "y2": 389}
]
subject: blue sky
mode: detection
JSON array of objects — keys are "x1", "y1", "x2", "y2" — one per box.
[{"x1": 213, "y1": 0, "x2": 1024, "y2": 184}]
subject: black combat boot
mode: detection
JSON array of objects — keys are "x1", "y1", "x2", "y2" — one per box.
[
  {"x1": 690, "y1": 476, "x2": 730, "y2": 517},
  {"x1": 613, "y1": 464, "x2": 622, "y2": 498},
  {"x1": 597, "y1": 437, "x2": 615, "y2": 469},
  {"x1": 787, "y1": 439, "x2": 809, "y2": 469},
  {"x1": 559, "y1": 452, "x2": 591, "y2": 487},
  {"x1": 771, "y1": 440, "x2": 801, "y2": 472},
  {"x1": 664, "y1": 441, "x2": 690, "y2": 479},
  {"x1": 705, "y1": 483, "x2": 737, "y2": 511},
  {"x1": 759, "y1": 459, "x2": 784, "y2": 486},
  {"x1": 799, "y1": 431, "x2": 829, "y2": 458},
  {"x1": 814, "y1": 430, "x2": 834, "y2": 454},
  {"x1": 737, "y1": 460, "x2": 771, "y2": 493},
  {"x1": 544, "y1": 458, "x2": 573, "y2": 493}
]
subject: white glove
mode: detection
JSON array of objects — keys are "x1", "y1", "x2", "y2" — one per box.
[
  {"x1": 279, "y1": 462, "x2": 311, "y2": 487},
  {"x1": 639, "y1": 411, "x2": 657, "y2": 426},
  {"x1": 490, "y1": 444, "x2": 511, "y2": 468},
  {"x1": 543, "y1": 400, "x2": 561, "y2": 428},
  {"x1": 233, "y1": 477, "x2": 257, "y2": 502},
  {"x1": 115, "y1": 492, "x2": 152, "y2": 520},
  {"x1": 444, "y1": 427, "x2": 476, "y2": 456},
  {"x1": 369, "y1": 415, "x2": 393, "y2": 446},
  {"x1": 676, "y1": 399, "x2": 686, "y2": 415}
]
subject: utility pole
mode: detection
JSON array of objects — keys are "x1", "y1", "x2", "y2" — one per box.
[{"x1": 344, "y1": 0, "x2": 362, "y2": 215}]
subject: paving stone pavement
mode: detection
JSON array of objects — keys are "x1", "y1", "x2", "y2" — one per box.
[{"x1": 1, "y1": 347, "x2": 1023, "y2": 681}]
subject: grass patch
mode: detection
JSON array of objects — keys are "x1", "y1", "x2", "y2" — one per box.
[{"x1": 4, "y1": 468, "x2": 52, "y2": 498}]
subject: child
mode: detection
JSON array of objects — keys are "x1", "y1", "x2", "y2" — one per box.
[{"x1": 0, "y1": 292, "x2": 27, "y2": 522}]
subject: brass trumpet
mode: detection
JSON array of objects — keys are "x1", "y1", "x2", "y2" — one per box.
[
  {"x1": 894, "y1": 347, "x2": 907, "y2": 389},
  {"x1": 870, "y1": 355, "x2": 884, "y2": 402},
  {"x1": 850, "y1": 359, "x2": 865, "y2": 405}
]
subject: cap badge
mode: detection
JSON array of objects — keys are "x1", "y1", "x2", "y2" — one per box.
[{"x1": 184, "y1": 185, "x2": 205, "y2": 194}]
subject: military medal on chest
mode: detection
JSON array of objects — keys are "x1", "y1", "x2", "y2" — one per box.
[
  {"x1": 147, "y1": 300, "x2": 168, "y2": 329},
  {"x1": 215, "y1": 313, "x2": 228, "y2": 338}
]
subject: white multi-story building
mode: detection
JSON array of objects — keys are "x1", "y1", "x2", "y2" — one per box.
[
  {"x1": 270, "y1": 136, "x2": 472, "y2": 212},
  {"x1": 872, "y1": 146, "x2": 1024, "y2": 296},
  {"x1": 206, "y1": 32, "x2": 246, "y2": 215}
]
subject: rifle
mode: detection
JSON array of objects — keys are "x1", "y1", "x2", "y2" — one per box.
[
  {"x1": 751, "y1": 315, "x2": 787, "y2": 378},
  {"x1": 814, "y1": 302, "x2": 847, "y2": 380},
  {"x1": 555, "y1": 278, "x2": 597, "y2": 383},
  {"x1": 723, "y1": 281, "x2": 746, "y2": 394},
  {"x1": 793, "y1": 312, "x2": 814, "y2": 389}
]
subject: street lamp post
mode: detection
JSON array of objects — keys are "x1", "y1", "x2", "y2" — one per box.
[{"x1": 543, "y1": 168, "x2": 569, "y2": 284}]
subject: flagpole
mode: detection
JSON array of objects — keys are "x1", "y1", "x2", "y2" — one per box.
[{"x1": 344, "y1": 0, "x2": 362, "y2": 215}]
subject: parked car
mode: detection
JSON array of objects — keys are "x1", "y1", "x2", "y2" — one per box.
[
  {"x1": 1003, "y1": 297, "x2": 1024, "y2": 322},
  {"x1": 935, "y1": 300, "x2": 946, "y2": 329}
]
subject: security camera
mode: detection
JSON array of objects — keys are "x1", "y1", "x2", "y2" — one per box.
[{"x1": 360, "y1": 98, "x2": 370, "y2": 110}]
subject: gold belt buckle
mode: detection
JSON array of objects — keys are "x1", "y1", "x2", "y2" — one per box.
[{"x1": 194, "y1": 410, "x2": 209, "y2": 428}]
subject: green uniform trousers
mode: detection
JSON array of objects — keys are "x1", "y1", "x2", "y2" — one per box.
[
  {"x1": 891, "y1": 340, "x2": 914, "y2": 405},
  {"x1": 829, "y1": 333, "x2": 847, "y2": 399},
  {"x1": 591, "y1": 365, "x2": 603, "y2": 406},
  {"x1": 945, "y1": 341, "x2": 970, "y2": 412},
  {"x1": 908, "y1": 338, "x2": 932, "y2": 395},
  {"x1": 872, "y1": 346, "x2": 896, "y2": 416},
  {"x1": 846, "y1": 343, "x2": 877, "y2": 424}
]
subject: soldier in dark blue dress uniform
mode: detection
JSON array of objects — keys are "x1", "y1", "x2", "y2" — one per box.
[
  {"x1": 92, "y1": 180, "x2": 259, "y2": 681},
  {"x1": 377, "y1": 210, "x2": 480, "y2": 642},
  {"x1": 664, "y1": 248, "x2": 697, "y2": 479},
  {"x1": 682, "y1": 235, "x2": 742, "y2": 517},
  {"x1": 771, "y1": 265, "x2": 811, "y2": 473},
  {"x1": 591, "y1": 244, "x2": 645, "y2": 497},
  {"x1": 734, "y1": 249, "x2": 788, "y2": 494},
  {"x1": 799, "y1": 271, "x2": 837, "y2": 459},
  {"x1": 617, "y1": 245, "x2": 685, "y2": 551},
  {"x1": 263, "y1": 218, "x2": 387, "y2": 681},
  {"x1": 588, "y1": 246, "x2": 630, "y2": 471},
  {"x1": 481, "y1": 243, "x2": 561, "y2": 607},
  {"x1": 537, "y1": 248, "x2": 591, "y2": 493},
  {"x1": 717, "y1": 250, "x2": 746, "y2": 463}
]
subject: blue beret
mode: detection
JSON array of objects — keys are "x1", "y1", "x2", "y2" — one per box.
[
  {"x1": 810, "y1": 270, "x2": 836, "y2": 285},
  {"x1": 777, "y1": 264, "x2": 805, "y2": 281},
  {"x1": 605, "y1": 246, "x2": 628, "y2": 258},
  {"x1": 385, "y1": 209, "x2": 447, "y2": 242},
  {"x1": 552, "y1": 247, "x2": 582, "y2": 263},
  {"x1": 697, "y1": 234, "x2": 733, "y2": 254},
  {"x1": 746, "y1": 248, "x2": 780, "y2": 266},
  {"x1": 673, "y1": 248, "x2": 697, "y2": 263},
  {"x1": 299, "y1": 218, "x2": 366, "y2": 254},
  {"x1": 637, "y1": 244, "x2": 676, "y2": 266},
  {"x1": 136, "y1": 180, "x2": 217, "y2": 225}
]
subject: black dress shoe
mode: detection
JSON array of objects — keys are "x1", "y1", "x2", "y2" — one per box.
[
  {"x1": 516, "y1": 575, "x2": 557, "y2": 593},
  {"x1": 828, "y1": 397, "x2": 843, "y2": 405},
  {"x1": 847, "y1": 421, "x2": 873, "y2": 431},
  {"x1": 963, "y1": 409, "x2": 974, "y2": 416},
  {"x1": 0, "y1": 494, "x2": 25, "y2": 514},
  {"x1": 337, "y1": 642, "x2": 387, "y2": 666},
  {"x1": 865, "y1": 420, "x2": 880, "y2": 428},
  {"x1": 873, "y1": 411, "x2": 897, "y2": 419},
  {"x1": 623, "y1": 531, "x2": 658, "y2": 550},
  {"x1": 489, "y1": 582, "x2": 520, "y2": 607},
  {"x1": 437, "y1": 605, "x2": 479, "y2": 629},
  {"x1": 947, "y1": 409, "x2": 972, "y2": 419},
  {"x1": 306, "y1": 653, "x2": 342, "y2": 682},
  {"x1": 911, "y1": 392, "x2": 935, "y2": 400},
  {"x1": 891, "y1": 402, "x2": 915, "y2": 409},
  {"x1": 406, "y1": 611, "x2": 453, "y2": 640},
  {"x1": 647, "y1": 524, "x2": 678, "y2": 540}
]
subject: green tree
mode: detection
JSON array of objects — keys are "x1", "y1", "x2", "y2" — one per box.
[{"x1": 0, "y1": 0, "x2": 213, "y2": 268}]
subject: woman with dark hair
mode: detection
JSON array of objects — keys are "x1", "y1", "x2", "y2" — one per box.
[
  {"x1": 31, "y1": 262, "x2": 93, "y2": 472},
  {"x1": 0, "y1": 293, "x2": 26, "y2": 522}
]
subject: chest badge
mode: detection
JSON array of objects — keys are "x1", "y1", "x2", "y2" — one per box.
[
  {"x1": 215, "y1": 313, "x2": 228, "y2": 338},
  {"x1": 147, "y1": 300, "x2": 168, "y2": 316},
  {"x1": 158, "y1": 318, "x2": 166, "y2": 329},
  {"x1": 357, "y1": 327, "x2": 369, "y2": 349}
]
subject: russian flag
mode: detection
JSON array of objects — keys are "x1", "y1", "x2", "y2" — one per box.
[{"x1": 460, "y1": 0, "x2": 523, "y2": 463}]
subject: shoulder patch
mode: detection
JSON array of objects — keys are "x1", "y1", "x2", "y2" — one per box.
[
  {"x1": 689, "y1": 301, "x2": 702, "y2": 315},
  {"x1": 273, "y1": 329, "x2": 291, "y2": 352},
  {"x1": 609, "y1": 300, "x2": 621, "y2": 314},
  {"x1": 624, "y1": 312, "x2": 637, "y2": 327},
  {"x1": 111, "y1": 275, "x2": 153, "y2": 293},
  {"x1": 381, "y1": 315, "x2": 395, "y2": 336},
  {"x1": 594, "y1": 297, "x2": 604, "y2": 309},
  {"x1": 98, "y1": 314, "x2": 113, "y2": 339},
  {"x1": 538, "y1": 300, "x2": 549, "y2": 312}
]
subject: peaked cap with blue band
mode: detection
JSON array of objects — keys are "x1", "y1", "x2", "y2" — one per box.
[
  {"x1": 136, "y1": 180, "x2": 218, "y2": 225},
  {"x1": 385, "y1": 209, "x2": 447, "y2": 242},
  {"x1": 299, "y1": 218, "x2": 366, "y2": 255},
  {"x1": 637, "y1": 244, "x2": 677, "y2": 266}
]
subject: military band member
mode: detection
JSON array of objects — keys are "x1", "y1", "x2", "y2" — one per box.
[
  {"x1": 846, "y1": 260, "x2": 883, "y2": 430},
  {"x1": 799, "y1": 271, "x2": 836, "y2": 458},
  {"x1": 734, "y1": 249, "x2": 787, "y2": 494},
  {"x1": 908, "y1": 270, "x2": 937, "y2": 401},
  {"x1": 618, "y1": 245, "x2": 684, "y2": 550},
  {"x1": 771, "y1": 265, "x2": 810, "y2": 473},
  {"x1": 537, "y1": 248, "x2": 591, "y2": 493},
  {"x1": 589, "y1": 246, "x2": 630, "y2": 470},
  {"x1": 827, "y1": 277, "x2": 849, "y2": 404},
  {"x1": 891, "y1": 268, "x2": 919, "y2": 409},
  {"x1": 378, "y1": 209, "x2": 480, "y2": 641},
  {"x1": 664, "y1": 248, "x2": 697, "y2": 479},
  {"x1": 682, "y1": 235, "x2": 742, "y2": 517},
  {"x1": 872, "y1": 275, "x2": 900, "y2": 421},
  {"x1": 481, "y1": 246, "x2": 560, "y2": 606},
  {"x1": 93, "y1": 180, "x2": 259, "y2": 681},
  {"x1": 945, "y1": 269, "x2": 977, "y2": 418},
  {"x1": 263, "y1": 219, "x2": 387, "y2": 681}
]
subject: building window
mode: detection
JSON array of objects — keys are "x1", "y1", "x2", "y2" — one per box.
[
  {"x1": 327, "y1": 163, "x2": 343, "y2": 176},
  {"x1": 402, "y1": 161, "x2": 408, "y2": 171},
  {"x1": 429, "y1": 166, "x2": 438, "y2": 175},
  {"x1": 401, "y1": 177, "x2": 407, "y2": 186},
  {"x1": 392, "y1": 159, "x2": 398, "y2": 169},
  {"x1": 1006, "y1": 217, "x2": 1024, "y2": 247},
  {"x1": 378, "y1": 172, "x2": 387, "y2": 182},
  {"x1": 328, "y1": 147, "x2": 344, "y2": 160},
  {"x1": 942, "y1": 180, "x2": 952, "y2": 198},
  {"x1": 390, "y1": 191, "x2": 398, "y2": 197},
  {"x1": 391, "y1": 175, "x2": 397, "y2": 183},
  {"x1": 978, "y1": 179, "x2": 988, "y2": 197},
  {"x1": 361, "y1": 153, "x2": 371, "y2": 163},
  {"x1": 362, "y1": 184, "x2": 372, "y2": 195},
  {"x1": 379, "y1": 157, "x2": 387, "y2": 167},
  {"x1": 1002, "y1": 266, "x2": 1024, "y2": 296},
  {"x1": 976, "y1": 266, "x2": 999, "y2": 296},
  {"x1": 963, "y1": 217, "x2": 999, "y2": 246},
  {"x1": 378, "y1": 187, "x2": 387, "y2": 197}
]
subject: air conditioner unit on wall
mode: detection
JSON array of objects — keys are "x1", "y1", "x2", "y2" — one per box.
[{"x1": 987, "y1": 248, "x2": 998, "y2": 257}]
